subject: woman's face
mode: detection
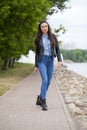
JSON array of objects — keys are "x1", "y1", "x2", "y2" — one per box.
[{"x1": 40, "y1": 22, "x2": 48, "y2": 34}]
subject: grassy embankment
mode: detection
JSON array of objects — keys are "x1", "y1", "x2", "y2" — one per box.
[{"x1": 0, "y1": 62, "x2": 34, "y2": 96}]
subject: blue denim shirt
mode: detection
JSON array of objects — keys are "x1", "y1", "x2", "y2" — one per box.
[{"x1": 42, "y1": 34, "x2": 51, "y2": 56}]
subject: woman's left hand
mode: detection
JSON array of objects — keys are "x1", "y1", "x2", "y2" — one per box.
[{"x1": 58, "y1": 61, "x2": 63, "y2": 67}]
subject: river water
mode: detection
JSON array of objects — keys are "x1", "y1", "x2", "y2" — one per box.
[{"x1": 64, "y1": 63, "x2": 87, "y2": 78}]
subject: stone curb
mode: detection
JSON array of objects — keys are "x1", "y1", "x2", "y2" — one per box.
[{"x1": 53, "y1": 76, "x2": 77, "y2": 130}]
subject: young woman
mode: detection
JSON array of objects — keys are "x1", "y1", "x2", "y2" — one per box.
[{"x1": 34, "y1": 20, "x2": 62, "y2": 111}]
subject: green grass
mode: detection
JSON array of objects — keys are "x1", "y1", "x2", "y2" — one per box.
[{"x1": 0, "y1": 62, "x2": 34, "y2": 96}]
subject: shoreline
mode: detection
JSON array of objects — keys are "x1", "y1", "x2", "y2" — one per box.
[
  {"x1": 54, "y1": 66, "x2": 87, "y2": 130},
  {"x1": 64, "y1": 62, "x2": 87, "y2": 78}
]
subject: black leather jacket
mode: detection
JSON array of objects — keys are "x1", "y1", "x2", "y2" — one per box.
[{"x1": 35, "y1": 34, "x2": 62, "y2": 67}]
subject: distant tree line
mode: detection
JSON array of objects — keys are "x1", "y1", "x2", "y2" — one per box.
[
  {"x1": 61, "y1": 49, "x2": 87, "y2": 62},
  {"x1": 0, "y1": 0, "x2": 69, "y2": 70}
]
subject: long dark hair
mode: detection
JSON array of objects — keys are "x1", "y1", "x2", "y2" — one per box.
[{"x1": 34, "y1": 20, "x2": 55, "y2": 46}]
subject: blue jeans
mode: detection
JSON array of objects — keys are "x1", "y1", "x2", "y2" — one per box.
[{"x1": 38, "y1": 55, "x2": 54, "y2": 99}]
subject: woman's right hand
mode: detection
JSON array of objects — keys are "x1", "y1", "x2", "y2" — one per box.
[{"x1": 34, "y1": 67, "x2": 38, "y2": 73}]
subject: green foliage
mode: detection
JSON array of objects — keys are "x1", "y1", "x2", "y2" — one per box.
[
  {"x1": 48, "y1": 0, "x2": 69, "y2": 14},
  {"x1": 54, "y1": 24, "x2": 67, "y2": 44},
  {"x1": 0, "y1": 0, "x2": 50, "y2": 60},
  {"x1": 61, "y1": 49, "x2": 87, "y2": 62}
]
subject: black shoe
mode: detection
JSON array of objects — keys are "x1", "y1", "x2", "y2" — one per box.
[
  {"x1": 41, "y1": 99, "x2": 48, "y2": 111},
  {"x1": 36, "y1": 95, "x2": 42, "y2": 106}
]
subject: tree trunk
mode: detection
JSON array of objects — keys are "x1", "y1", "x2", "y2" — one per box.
[
  {"x1": 11, "y1": 58, "x2": 15, "y2": 67},
  {"x1": 8, "y1": 58, "x2": 11, "y2": 67},
  {"x1": 2, "y1": 58, "x2": 10, "y2": 70}
]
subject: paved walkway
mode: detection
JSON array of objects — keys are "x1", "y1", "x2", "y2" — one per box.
[{"x1": 0, "y1": 72, "x2": 76, "y2": 130}]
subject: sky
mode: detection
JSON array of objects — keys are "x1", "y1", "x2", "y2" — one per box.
[{"x1": 47, "y1": 0, "x2": 87, "y2": 49}]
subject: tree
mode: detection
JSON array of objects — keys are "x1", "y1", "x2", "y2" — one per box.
[
  {"x1": 61, "y1": 49, "x2": 87, "y2": 62},
  {"x1": 0, "y1": 0, "x2": 50, "y2": 69}
]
